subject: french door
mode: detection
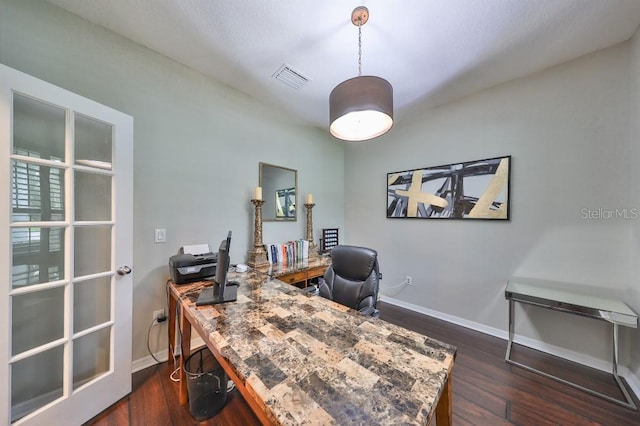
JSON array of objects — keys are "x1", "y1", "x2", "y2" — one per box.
[{"x1": 0, "y1": 64, "x2": 133, "y2": 425}]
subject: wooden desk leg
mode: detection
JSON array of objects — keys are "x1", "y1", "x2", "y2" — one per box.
[
  {"x1": 178, "y1": 307, "x2": 192, "y2": 406},
  {"x1": 435, "y1": 373, "x2": 453, "y2": 426},
  {"x1": 168, "y1": 292, "x2": 176, "y2": 368}
]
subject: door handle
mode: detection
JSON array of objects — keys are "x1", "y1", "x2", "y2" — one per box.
[{"x1": 117, "y1": 266, "x2": 132, "y2": 276}]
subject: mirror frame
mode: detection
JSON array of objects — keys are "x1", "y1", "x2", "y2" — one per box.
[{"x1": 259, "y1": 162, "x2": 298, "y2": 222}]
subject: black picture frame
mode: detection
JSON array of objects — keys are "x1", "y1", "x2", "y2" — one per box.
[{"x1": 387, "y1": 155, "x2": 511, "y2": 220}]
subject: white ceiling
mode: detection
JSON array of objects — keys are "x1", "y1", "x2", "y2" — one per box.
[{"x1": 44, "y1": 0, "x2": 640, "y2": 132}]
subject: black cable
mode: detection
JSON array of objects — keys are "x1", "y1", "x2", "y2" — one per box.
[
  {"x1": 144, "y1": 281, "x2": 172, "y2": 365},
  {"x1": 146, "y1": 318, "x2": 163, "y2": 364}
]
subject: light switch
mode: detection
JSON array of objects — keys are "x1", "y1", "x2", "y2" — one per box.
[{"x1": 154, "y1": 228, "x2": 167, "y2": 243}]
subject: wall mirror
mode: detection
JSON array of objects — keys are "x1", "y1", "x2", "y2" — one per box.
[{"x1": 259, "y1": 162, "x2": 297, "y2": 221}]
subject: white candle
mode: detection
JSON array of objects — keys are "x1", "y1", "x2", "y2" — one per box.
[
  {"x1": 307, "y1": 193, "x2": 313, "y2": 204},
  {"x1": 255, "y1": 186, "x2": 262, "y2": 200}
]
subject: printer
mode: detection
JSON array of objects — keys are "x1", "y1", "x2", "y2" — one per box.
[{"x1": 169, "y1": 246, "x2": 217, "y2": 284}]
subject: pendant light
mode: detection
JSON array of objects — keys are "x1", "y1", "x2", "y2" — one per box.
[{"x1": 329, "y1": 6, "x2": 393, "y2": 142}]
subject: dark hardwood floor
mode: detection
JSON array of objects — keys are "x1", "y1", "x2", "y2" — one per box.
[{"x1": 86, "y1": 301, "x2": 640, "y2": 425}]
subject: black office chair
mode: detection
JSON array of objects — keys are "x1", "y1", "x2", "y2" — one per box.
[{"x1": 317, "y1": 245, "x2": 381, "y2": 318}]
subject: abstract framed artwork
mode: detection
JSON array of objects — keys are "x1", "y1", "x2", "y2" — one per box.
[{"x1": 387, "y1": 155, "x2": 511, "y2": 220}]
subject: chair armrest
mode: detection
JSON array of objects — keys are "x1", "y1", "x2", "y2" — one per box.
[{"x1": 358, "y1": 306, "x2": 380, "y2": 318}]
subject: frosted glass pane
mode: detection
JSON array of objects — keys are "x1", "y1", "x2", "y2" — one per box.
[
  {"x1": 74, "y1": 277, "x2": 111, "y2": 333},
  {"x1": 11, "y1": 346, "x2": 64, "y2": 423},
  {"x1": 75, "y1": 171, "x2": 111, "y2": 221},
  {"x1": 11, "y1": 287, "x2": 65, "y2": 356},
  {"x1": 13, "y1": 94, "x2": 65, "y2": 161},
  {"x1": 73, "y1": 328, "x2": 111, "y2": 390},
  {"x1": 12, "y1": 160, "x2": 65, "y2": 222},
  {"x1": 74, "y1": 226, "x2": 111, "y2": 277},
  {"x1": 11, "y1": 227, "x2": 65, "y2": 288},
  {"x1": 75, "y1": 114, "x2": 112, "y2": 169}
]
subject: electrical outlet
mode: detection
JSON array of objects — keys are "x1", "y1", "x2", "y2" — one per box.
[
  {"x1": 406, "y1": 276, "x2": 412, "y2": 285},
  {"x1": 152, "y1": 309, "x2": 165, "y2": 324}
]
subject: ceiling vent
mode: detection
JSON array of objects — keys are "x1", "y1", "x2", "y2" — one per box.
[{"x1": 272, "y1": 63, "x2": 310, "y2": 90}]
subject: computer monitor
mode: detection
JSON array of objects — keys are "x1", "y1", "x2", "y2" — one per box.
[{"x1": 195, "y1": 231, "x2": 238, "y2": 306}]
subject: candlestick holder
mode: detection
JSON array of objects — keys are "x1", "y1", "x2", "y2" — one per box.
[
  {"x1": 247, "y1": 199, "x2": 269, "y2": 267},
  {"x1": 304, "y1": 203, "x2": 319, "y2": 258}
]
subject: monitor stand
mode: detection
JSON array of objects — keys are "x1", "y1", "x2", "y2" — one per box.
[{"x1": 195, "y1": 282, "x2": 239, "y2": 306}]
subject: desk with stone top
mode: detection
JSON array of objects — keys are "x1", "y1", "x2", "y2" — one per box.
[
  {"x1": 253, "y1": 255, "x2": 332, "y2": 288},
  {"x1": 168, "y1": 270, "x2": 457, "y2": 425}
]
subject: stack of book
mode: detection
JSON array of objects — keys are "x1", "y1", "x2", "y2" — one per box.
[{"x1": 264, "y1": 240, "x2": 310, "y2": 264}]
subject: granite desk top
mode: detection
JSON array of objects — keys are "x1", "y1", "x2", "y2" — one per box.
[
  {"x1": 171, "y1": 271, "x2": 456, "y2": 425},
  {"x1": 254, "y1": 255, "x2": 332, "y2": 278}
]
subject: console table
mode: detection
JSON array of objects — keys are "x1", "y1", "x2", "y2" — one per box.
[
  {"x1": 505, "y1": 279, "x2": 638, "y2": 409},
  {"x1": 167, "y1": 271, "x2": 457, "y2": 425},
  {"x1": 254, "y1": 255, "x2": 331, "y2": 288}
]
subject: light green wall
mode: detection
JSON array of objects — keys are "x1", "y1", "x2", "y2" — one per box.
[
  {"x1": 0, "y1": 0, "x2": 345, "y2": 362},
  {"x1": 345, "y1": 41, "x2": 637, "y2": 383}
]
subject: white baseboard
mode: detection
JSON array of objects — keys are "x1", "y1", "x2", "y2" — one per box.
[
  {"x1": 132, "y1": 335, "x2": 205, "y2": 373},
  {"x1": 380, "y1": 295, "x2": 639, "y2": 398}
]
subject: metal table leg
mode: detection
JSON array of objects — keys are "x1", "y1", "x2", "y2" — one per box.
[{"x1": 505, "y1": 303, "x2": 636, "y2": 410}]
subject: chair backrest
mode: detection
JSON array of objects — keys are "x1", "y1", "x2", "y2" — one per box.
[{"x1": 319, "y1": 245, "x2": 380, "y2": 311}]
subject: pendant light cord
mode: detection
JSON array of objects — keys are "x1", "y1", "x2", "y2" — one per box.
[{"x1": 357, "y1": 22, "x2": 362, "y2": 76}]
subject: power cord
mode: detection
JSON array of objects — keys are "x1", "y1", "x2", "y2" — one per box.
[
  {"x1": 381, "y1": 277, "x2": 410, "y2": 289},
  {"x1": 165, "y1": 281, "x2": 186, "y2": 382},
  {"x1": 380, "y1": 277, "x2": 411, "y2": 297},
  {"x1": 160, "y1": 280, "x2": 234, "y2": 389},
  {"x1": 162, "y1": 279, "x2": 183, "y2": 381},
  {"x1": 170, "y1": 366, "x2": 181, "y2": 382},
  {"x1": 147, "y1": 314, "x2": 182, "y2": 382},
  {"x1": 146, "y1": 315, "x2": 167, "y2": 364},
  {"x1": 169, "y1": 298, "x2": 182, "y2": 382}
]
